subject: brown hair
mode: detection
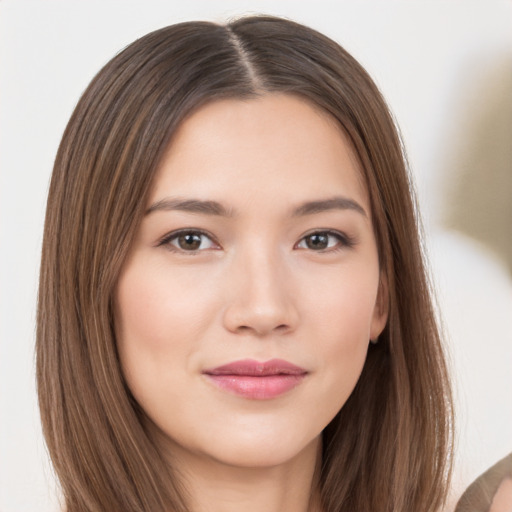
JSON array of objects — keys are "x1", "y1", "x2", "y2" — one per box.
[{"x1": 37, "y1": 15, "x2": 453, "y2": 512}]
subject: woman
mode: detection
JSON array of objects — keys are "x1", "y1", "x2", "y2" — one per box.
[{"x1": 36, "y1": 15, "x2": 453, "y2": 512}]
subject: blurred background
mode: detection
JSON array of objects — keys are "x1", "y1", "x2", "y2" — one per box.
[{"x1": 1, "y1": 1, "x2": 511, "y2": 510}]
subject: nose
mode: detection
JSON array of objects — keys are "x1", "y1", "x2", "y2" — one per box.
[{"x1": 222, "y1": 248, "x2": 299, "y2": 337}]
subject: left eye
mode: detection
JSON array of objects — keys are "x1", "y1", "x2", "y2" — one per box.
[
  {"x1": 161, "y1": 231, "x2": 218, "y2": 252},
  {"x1": 296, "y1": 231, "x2": 346, "y2": 251}
]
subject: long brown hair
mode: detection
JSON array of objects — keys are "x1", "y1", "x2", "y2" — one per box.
[{"x1": 37, "y1": 15, "x2": 453, "y2": 512}]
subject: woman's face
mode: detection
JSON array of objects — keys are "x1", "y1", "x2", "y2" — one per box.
[{"x1": 115, "y1": 94, "x2": 387, "y2": 469}]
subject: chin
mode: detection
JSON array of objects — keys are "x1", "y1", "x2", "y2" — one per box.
[{"x1": 201, "y1": 429, "x2": 320, "y2": 470}]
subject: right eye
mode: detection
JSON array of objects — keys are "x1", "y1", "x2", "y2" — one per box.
[
  {"x1": 159, "y1": 230, "x2": 219, "y2": 253},
  {"x1": 295, "y1": 230, "x2": 355, "y2": 252}
]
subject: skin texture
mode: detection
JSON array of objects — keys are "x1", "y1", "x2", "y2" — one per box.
[
  {"x1": 115, "y1": 94, "x2": 388, "y2": 512},
  {"x1": 489, "y1": 478, "x2": 512, "y2": 512}
]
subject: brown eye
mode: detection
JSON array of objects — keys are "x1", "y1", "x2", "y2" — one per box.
[
  {"x1": 296, "y1": 231, "x2": 353, "y2": 252},
  {"x1": 177, "y1": 233, "x2": 203, "y2": 250},
  {"x1": 304, "y1": 233, "x2": 329, "y2": 250},
  {"x1": 160, "y1": 230, "x2": 218, "y2": 252}
]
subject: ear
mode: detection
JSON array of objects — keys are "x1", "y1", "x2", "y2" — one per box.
[{"x1": 370, "y1": 272, "x2": 389, "y2": 343}]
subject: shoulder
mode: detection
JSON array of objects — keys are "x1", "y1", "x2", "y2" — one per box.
[{"x1": 455, "y1": 453, "x2": 512, "y2": 512}]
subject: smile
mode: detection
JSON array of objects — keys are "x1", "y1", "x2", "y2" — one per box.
[{"x1": 203, "y1": 359, "x2": 308, "y2": 400}]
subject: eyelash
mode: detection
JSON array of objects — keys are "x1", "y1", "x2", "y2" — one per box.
[
  {"x1": 157, "y1": 229, "x2": 220, "y2": 254},
  {"x1": 157, "y1": 229, "x2": 356, "y2": 254},
  {"x1": 295, "y1": 230, "x2": 356, "y2": 252}
]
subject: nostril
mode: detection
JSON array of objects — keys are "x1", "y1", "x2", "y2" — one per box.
[
  {"x1": 222, "y1": 290, "x2": 299, "y2": 336},
  {"x1": 233, "y1": 323, "x2": 291, "y2": 336}
]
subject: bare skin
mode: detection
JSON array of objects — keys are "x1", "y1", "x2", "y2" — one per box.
[
  {"x1": 170, "y1": 435, "x2": 323, "y2": 512},
  {"x1": 489, "y1": 478, "x2": 512, "y2": 512},
  {"x1": 115, "y1": 94, "x2": 387, "y2": 512}
]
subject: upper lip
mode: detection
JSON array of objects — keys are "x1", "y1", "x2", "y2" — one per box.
[{"x1": 203, "y1": 358, "x2": 307, "y2": 376}]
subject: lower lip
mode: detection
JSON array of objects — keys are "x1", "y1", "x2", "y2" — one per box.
[{"x1": 205, "y1": 374, "x2": 306, "y2": 400}]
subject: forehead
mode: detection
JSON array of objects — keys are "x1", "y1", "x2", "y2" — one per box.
[{"x1": 151, "y1": 94, "x2": 369, "y2": 210}]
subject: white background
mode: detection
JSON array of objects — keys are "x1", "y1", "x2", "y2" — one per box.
[{"x1": 1, "y1": 1, "x2": 511, "y2": 510}]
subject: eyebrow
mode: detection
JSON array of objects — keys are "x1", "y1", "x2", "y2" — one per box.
[
  {"x1": 146, "y1": 198, "x2": 233, "y2": 216},
  {"x1": 292, "y1": 197, "x2": 367, "y2": 218},
  {"x1": 146, "y1": 196, "x2": 367, "y2": 218}
]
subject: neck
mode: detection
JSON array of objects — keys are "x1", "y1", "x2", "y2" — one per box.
[{"x1": 166, "y1": 437, "x2": 322, "y2": 512}]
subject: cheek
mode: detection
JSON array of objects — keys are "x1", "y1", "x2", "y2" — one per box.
[
  {"x1": 302, "y1": 259, "x2": 380, "y2": 343},
  {"x1": 301, "y1": 262, "x2": 380, "y2": 409},
  {"x1": 115, "y1": 257, "x2": 215, "y2": 354},
  {"x1": 114, "y1": 258, "x2": 216, "y2": 428},
  {"x1": 113, "y1": 258, "x2": 210, "y2": 402}
]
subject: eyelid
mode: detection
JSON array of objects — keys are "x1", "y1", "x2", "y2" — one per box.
[
  {"x1": 156, "y1": 227, "x2": 355, "y2": 253},
  {"x1": 294, "y1": 229, "x2": 356, "y2": 251},
  {"x1": 157, "y1": 228, "x2": 221, "y2": 252}
]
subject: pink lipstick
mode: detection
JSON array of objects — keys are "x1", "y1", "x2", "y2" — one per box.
[{"x1": 203, "y1": 359, "x2": 307, "y2": 400}]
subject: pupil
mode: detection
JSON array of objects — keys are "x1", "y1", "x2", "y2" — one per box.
[
  {"x1": 179, "y1": 233, "x2": 201, "y2": 250},
  {"x1": 307, "y1": 233, "x2": 328, "y2": 250}
]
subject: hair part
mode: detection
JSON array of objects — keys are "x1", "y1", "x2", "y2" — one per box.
[{"x1": 37, "y1": 15, "x2": 453, "y2": 512}]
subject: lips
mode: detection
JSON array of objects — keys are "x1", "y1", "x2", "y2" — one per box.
[{"x1": 203, "y1": 359, "x2": 308, "y2": 400}]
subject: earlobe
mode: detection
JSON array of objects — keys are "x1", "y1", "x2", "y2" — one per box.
[{"x1": 370, "y1": 273, "x2": 389, "y2": 342}]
